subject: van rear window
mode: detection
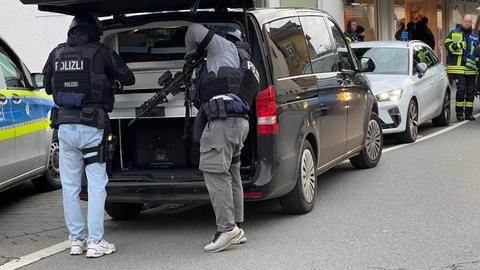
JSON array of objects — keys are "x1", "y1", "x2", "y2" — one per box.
[{"x1": 116, "y1": 27, "x2": 188, "y2": 62}]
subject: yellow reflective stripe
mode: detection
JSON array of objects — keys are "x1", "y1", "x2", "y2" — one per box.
[
  {"x1": 465, "y1": 102, "x2": 474, "y2": 107},
  {"x1": 456, "y1": 101, "x2": 465, "y2": 107},
  {"x1": 0, "y1": 119, "x2": 50, "y2": 141},
  {"x1": 0, "y1": 89, "x2": 52, "y2": 99}
]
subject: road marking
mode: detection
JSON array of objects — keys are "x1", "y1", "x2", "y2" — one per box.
[
  {"x1": 0, "y1": 241, "x2": 69, "y2": 270},
  {"x1": 1, "y1": 112, "x2": 478, "y2": 270},
  {"x1": 383, "y1": 112, "x2": 480, "y2": 153}
]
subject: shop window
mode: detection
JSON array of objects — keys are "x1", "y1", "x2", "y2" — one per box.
[{"x1": 344, "y1": 0, "x2": 378, "y2": 41}]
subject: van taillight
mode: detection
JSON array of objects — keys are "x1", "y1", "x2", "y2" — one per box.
[{"x1": 256, "y1": 86, "x2": 279, "y2": 135}]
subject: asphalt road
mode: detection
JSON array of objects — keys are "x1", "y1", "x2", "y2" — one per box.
[{"x1": 1, "y1": 103, "x2": 479, "y2": 269}]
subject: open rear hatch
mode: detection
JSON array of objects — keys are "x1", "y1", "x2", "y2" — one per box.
[{"x1": 20, "y1": 0, "x2": 255, "y2": 15}]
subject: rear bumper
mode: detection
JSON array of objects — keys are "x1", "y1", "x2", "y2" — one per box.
[{"x1": 81, "y1": 160, "x2": 283, "y2": 204}]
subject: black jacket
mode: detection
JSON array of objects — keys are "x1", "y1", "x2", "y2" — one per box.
[
  {"x1": 414, "y1": 23, "x2": 435, "y2": 50},
  {"x1": 43, "y1": 28, "x2": 135, "y2": 96}
]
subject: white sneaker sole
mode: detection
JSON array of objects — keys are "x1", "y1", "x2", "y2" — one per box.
[
  {"x1": 86, "y1": 248, "x2": 116, "y2": 258},
  {"x1": 70, "y1": 249, "x2": 84, "y2": 256},
  {"x1": 205, "y1": 230, "x2": 244, "y2": 253}
]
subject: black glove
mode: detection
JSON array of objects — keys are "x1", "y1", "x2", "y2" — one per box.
[{"x1": 184, "y1": 52, "x2": 200, "y2": 69}]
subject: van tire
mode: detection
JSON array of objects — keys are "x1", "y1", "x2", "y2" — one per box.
[
  {"x1": 280, "y1": 141, "x2": 317, "y2": 214},
  {"x1": 32, "y1": 130, "x2": 62, "y2": 192},
  {"x1": 105, "y1": 203, "x2": 143, "y2": 220},
  {"x1": 350, "y1": 112, "x2": 383, "y2": 169}
]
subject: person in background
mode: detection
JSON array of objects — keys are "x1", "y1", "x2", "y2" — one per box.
[
  {"x1": 345, "y1": 20, "x2": 360, "y2": 43},
  {"x1": 406, "y1": 21, "x2": 416, "y2": 41},
  {"x1": 414, "y1": 17, "x2": 436, "y2": 50},
  {"x1": 395, "y1": 19, "x2": 406, "y2": 41},
  {"x1": 445, "y1": 15, "x2": 478, "y2": 121}
]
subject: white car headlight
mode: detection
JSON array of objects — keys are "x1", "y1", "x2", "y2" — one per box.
[{"x1": 376, "y1": 89, "x2": 403, "y2": 102}]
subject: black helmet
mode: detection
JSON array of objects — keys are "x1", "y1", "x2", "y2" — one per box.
[{"x1": 69, "y1": 12, "x2": 103, "y2": 36}]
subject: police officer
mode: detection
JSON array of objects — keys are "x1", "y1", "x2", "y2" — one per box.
[
  {"x1": 184, "y1": 23, "x2": 260, "y2": 253},
  {"x1": 445, "y1": 15, "x2": 478, "y2": 121},
  {"x1": 42, "y1": 13, "x2": 135, "y2": 258}
]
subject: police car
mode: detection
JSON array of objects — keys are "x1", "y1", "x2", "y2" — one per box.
[{"x1": 0, "y1": 35, "x2": 59, "y2": 192}]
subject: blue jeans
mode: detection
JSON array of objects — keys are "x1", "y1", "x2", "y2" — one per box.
[{"x1": 58, "y1": 124, "x2": 108, "y2": 242}]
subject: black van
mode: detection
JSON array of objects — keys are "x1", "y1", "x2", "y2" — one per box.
[{"x1": 22, "y1": 0, "x2": 383, "y2": 218}]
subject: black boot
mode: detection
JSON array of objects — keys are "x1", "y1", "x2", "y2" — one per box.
[
  {"x1": 466, "y1": 115, "x2": 476, "y2": 121},
  {"x1": 457, "y1": 113, "x2": 465, "y2": 122}
]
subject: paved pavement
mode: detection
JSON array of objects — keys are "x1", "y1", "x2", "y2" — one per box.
[{"x1": 0, "y1": 104, "x2": 479, "y2": 269}]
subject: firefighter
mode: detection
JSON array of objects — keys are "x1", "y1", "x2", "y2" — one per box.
[
  {"x1": 42, "y1": 13, "x2": 135, "y2": 258},
  {"x1": 445, "y1": 15, "x2": 478, "y2": 121}
]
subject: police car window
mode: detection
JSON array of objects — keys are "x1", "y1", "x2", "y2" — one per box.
[
  {"x1": 327, "y1": 19, "x2": 353, "y2": 70},
  {"x1": 353, "y1": 47, "x2": 409, "y2": 75},
  {"x1": 116, "y1": 27, "x2": 188, "y2": 62},
  {"x1": 300, "y1": 16, "x2": 337, "y2": 73},
  {"x1": 0, "y1": 47, "x2": 26, "y2": 89},
  {"x1": 267, "y1": 17, "x2": 312, "y2": 78}
]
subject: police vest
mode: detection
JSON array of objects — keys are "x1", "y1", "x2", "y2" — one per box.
[
  {"x1": 197, "y1": 42, "x2": 260, "y2": 106},
  {"x1": 52, "y1": 43, "x2": 113, "y2": 112}
]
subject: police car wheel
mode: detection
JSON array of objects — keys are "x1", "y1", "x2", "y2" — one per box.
[
  {"x1": 105, "y1": 203, "x2": 143, "y2": 220},
  {"x1": 279, "y1": 140, "x2": 317, "y2": 214},
  {"x1": 32, "y1": 131, "x2": 62, "y2": 191}
]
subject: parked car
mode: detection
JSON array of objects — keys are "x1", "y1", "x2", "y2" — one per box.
[
  {"x1": 22, "y1": 0, "x2": 383, "y2": 217},
  {"x1": 351, "y1": 41, "x2": 451, "y2": 143},
  {"x1": 0, "y1": 35, "x2": 60, "y2": 192}
]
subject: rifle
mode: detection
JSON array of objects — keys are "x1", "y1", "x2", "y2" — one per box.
[{"x1": 128, "y1": 57, "x2": 204, "y2": 127}]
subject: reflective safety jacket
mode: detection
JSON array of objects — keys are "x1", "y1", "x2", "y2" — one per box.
[{"x1": 445, "y1": 28, "x2": 479, "y2": 75}]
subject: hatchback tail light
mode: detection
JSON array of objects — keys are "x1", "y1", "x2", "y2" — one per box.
[{"x1": 256, "y1": 86, "x2": 279, "y2": 135}]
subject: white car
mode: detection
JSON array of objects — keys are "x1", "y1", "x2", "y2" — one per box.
[{"x1": 351, "y1": 41, "x2": 450, "y2": 143}]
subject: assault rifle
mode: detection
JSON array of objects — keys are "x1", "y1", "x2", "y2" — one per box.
[{"x1": 128, "y1": 57, "x2": 204, "y2": 127}]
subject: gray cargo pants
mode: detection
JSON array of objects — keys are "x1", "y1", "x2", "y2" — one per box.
[{"x1": 199, "y1": 117, "x2": 249, "y2": 232}]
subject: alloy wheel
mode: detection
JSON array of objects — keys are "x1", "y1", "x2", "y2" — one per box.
[
  {"x1": 301, "y1": 149, "x2": 316, "y2": 204},
  {"x1": 409, "y1": 102, "x2": 418, "y2": 140},
  {"x1": 366, "y1": 118, "x2": 382, "y2": 161},
  {"x1": 47, "y1": 141, "x2": 61, "y2": 184},
  {"x1": 444, "y1": 93, "x2": 450, "y2": 121}
]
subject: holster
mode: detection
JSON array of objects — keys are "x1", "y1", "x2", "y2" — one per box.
[
  {"x1": 204, "y1": 98, "x2": 228, "y2": 121},
  {"x1": 50, "y1": 107, "x2": 59, "y2": 129}
]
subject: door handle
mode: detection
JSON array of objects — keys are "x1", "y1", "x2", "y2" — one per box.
[
  {"x1": 0, "y1": 94, "x2": 6, "y2": 106},
  {"x1": 11, "y1": 93, "x2": 21, "y2": 104}
]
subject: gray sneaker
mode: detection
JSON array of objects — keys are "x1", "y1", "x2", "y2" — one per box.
[
  {"x1": 86, "y1": 239, "x2": 116, "y2": 258},
  {"x1": 204, "y1": 227, "x2": 243, "y2": 253},
  {"x1": 70, "y1": 239, "x2": 87, "y2": 255}
]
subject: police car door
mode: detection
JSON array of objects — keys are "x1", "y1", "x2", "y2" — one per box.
[
  {"x1": 0, "y1": 60, "x2": 17, "y2": 187},
  {"x1": 0, "y1": 43, "x2": 47, "y2": 178}
]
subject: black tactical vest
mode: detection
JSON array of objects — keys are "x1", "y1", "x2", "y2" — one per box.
[
  {"x1": 52, "y1": 43, "x2": 113, "y2": 112},
  {"x1": 197, "y1": 42, "x2": 260, "y2": 106}
]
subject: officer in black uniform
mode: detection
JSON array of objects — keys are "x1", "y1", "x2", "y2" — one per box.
[
  {"x1": 184, "y1": 23, "x2": 260, "y2": 253},
  {"x1": 42, "y1": 13, "x2": 135, "y2": 258}
]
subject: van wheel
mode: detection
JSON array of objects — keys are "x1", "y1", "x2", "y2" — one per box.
[
  {"x1": 350, "y1": 112, "x2": 383, "y2": 169},
  {"x1": 280, "y1": 141, "x2": 317, "y2": 214},
  {"x1": 32, "y1": 130, "x2": 62, "y2": 192},
  {"x1": 105, "y1": 203, "x2": 143, "y2": 220},
  {"x1": 432, "y1": 90, "x2": 451, "y2": 127},
  {"x1": 397, "y1": 99, "x2": 418, "y2": 143}
]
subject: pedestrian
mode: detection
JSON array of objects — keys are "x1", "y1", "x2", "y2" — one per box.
[
  {"x1": 414, "y1": 17, "x2": 436, "y2": 50},
  {"x1": 42, "y1": 12, "x2": 135, "y2": 257},
  {"x1": 345, "y1": 20, "x2": 360, "y2": 43},
  {"x1": 445, "y1": 15, "x2": 478, "y2": 121},
  {"x1": 395, "y1": 19, "x2": 406, "y2": 41},
  {"x1": 184, "y1": 23, "x2": 260, "y2": 252},
  {"x1": 406, "y1": 21, "x2": 416, "y2": 41}
]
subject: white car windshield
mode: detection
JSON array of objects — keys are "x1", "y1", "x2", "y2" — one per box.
[{"x1": 353, "y1": 47, "x2": 409, "y2": 75}]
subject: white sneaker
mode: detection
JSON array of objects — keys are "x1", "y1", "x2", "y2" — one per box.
[
  {"x1": 232, "y1": 229, "x2": 247, "y2": 245},
  {"x1": 86, "y1": 239, "x2": 116, "y2": 258},
  {"x1": 70, "y1": 239, "x2": 87, "y2": 255},
  {"x1": 204, "y1": 227, "x2": 243, "y2": 253}
]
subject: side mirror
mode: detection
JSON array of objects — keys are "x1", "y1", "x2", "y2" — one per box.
[
  {"x1": 416, "y1": 62, "x2": 428, "y2": 77},
  {"x1": 359, "y1": 57, "x2": 376, "y2": 72},
  {"x1": 31, "y1": 73, "x2": 44, "y2": 90}
]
